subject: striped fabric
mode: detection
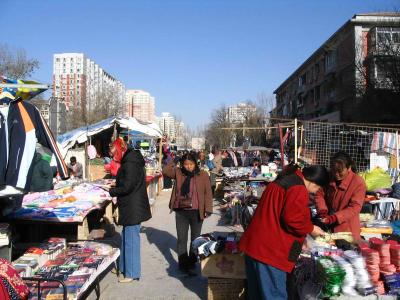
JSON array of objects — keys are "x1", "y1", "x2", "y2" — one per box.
[{"x1": 371, "y1": 132, "x2": 400, "y2": 156}]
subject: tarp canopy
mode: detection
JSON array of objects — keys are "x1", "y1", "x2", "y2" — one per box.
[
  {"x1": 57, "y1": 117, "x2": 162, "y2": 153},
  {"x1": 117, "y1": 117, "x2": 162, "y2": 138}
]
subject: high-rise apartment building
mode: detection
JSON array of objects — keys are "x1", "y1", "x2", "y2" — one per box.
[
  {"x1": 53, "y1": 53, "x2": 125, "y2": 112},
  {"x1": 157, "y1": 112, "x2": 176, "y2": 139},
  {"x1": 125, "y1": 90, "x2": 155, "y2": 122},
  {"x1": 228, "y1": 102, "x2": 257, "y2": 123}
]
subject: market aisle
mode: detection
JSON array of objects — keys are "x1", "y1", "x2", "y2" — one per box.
[{"x1": 86, "y1": 190, "x2": 240, "y2": 300}]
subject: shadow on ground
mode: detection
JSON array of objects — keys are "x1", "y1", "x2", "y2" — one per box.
[{"x1": 142, "y1": 226, "x2": 207, "y2": 299}]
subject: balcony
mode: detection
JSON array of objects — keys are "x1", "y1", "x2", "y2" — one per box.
[{"x1": 368, "y1": 27, "x2": 400, "y2": 57}]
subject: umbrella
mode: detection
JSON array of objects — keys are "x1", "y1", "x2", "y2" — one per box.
[{"x1": 0, "y1": 76, "x2": 48, "y2": 104}]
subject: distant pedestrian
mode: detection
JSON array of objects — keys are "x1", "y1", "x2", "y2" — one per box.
[{"x1": 162, "y1": 153, "x2": 213, "y2": 274}]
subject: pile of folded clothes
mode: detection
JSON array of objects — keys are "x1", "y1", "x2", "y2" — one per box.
[{"x1": 191, "y1": 232, "x2": 241, "y2": 259}]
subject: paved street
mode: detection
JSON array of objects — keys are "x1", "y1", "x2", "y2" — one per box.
[{"x1": 86, "y1": 190, "x2": 240, "y2": 300}]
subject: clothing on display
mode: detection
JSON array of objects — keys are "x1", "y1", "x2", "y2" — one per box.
[
  {"x1": 9, "y1": 182, "x2": 111, "y2": 222},
  {"x1": 0, "y1": 77, "x2": 68, "y2": 195}
]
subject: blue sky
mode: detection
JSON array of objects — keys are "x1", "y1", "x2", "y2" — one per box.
[{"x1": 1, "y1": 0, "x2": 397, "y2": 129}]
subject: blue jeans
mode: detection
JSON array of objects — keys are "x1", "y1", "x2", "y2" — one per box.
[
  {"x1": 120, "y1": 225, "x2": 141, "y2": 279},
  {"x1": 245, "y1": 255, "x2": 287, "y2": 300}
]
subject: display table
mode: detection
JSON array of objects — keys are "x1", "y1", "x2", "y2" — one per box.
[
  {"x1": 7, "y1": 183, "x2": 113, "y2": 241},
  {"x1": 17, "y1": 240, "x2": 119, "y2": 300}
]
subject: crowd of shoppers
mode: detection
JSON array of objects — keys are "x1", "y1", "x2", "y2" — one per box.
[{"x1": 101, "y1": 140, "x2": 366, "y2": 300}]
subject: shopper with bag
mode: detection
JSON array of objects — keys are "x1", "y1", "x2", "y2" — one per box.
[
  {"x1": 239, "y1": 164, "x2": 329, "y2": 300},
  {"x1": 162, "y1": 153, "x2": 213, "y2": 274}
]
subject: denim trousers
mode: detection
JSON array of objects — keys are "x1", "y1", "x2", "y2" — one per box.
[
  {"x1": 245, "y1": 255, "x2": 287, "y2": 300},
  {"x1": 120, "y1": 224, "x2": 141, "y2": 279},
  {"x1": 175, "y1": 210, "x2": 203, "y2": 255}
]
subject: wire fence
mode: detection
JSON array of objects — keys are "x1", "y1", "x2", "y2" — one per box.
[{"x1": 296, "y1": 121, "x2": 400, "y2": 172}]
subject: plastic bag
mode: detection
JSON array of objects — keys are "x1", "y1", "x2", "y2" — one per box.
[{"x1": 360, "y1": 168, "x2": 392, "y2": 191}]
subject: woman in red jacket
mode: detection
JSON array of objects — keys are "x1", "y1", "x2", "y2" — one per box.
[
  {"x1": 239, "y1": 164, "x2": 329, "y2": 300},
  {"x1": 315, "y1": 151, "x2": 367, "y2": 241}
]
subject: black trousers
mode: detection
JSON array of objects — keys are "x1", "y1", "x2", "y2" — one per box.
[{"x1": 175, "y1": 210, "x2": 203, "y2": 256}]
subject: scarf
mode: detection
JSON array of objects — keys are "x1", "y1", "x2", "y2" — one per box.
[{"x1": 181, "y1": 168, "x2": 196, "y2": 197}]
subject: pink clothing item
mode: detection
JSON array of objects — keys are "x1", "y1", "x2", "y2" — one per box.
[{"x1": 87, "y1": 145, "x2": 97, "y2": 159}]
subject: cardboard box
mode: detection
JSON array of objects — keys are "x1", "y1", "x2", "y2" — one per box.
[
  {"x1": 201, "y1": 254, "x2": 246, "y2": 279},
  {"x1": 207, "y1": 278, "x2": 246, "y2": 300}
]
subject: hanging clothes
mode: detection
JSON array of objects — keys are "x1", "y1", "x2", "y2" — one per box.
[
  {"x1": 0, "y1": 77, "x2": 69, "y2": 193},
  {"x1": 371, "y1": 132, "x2": 399, "y2": 156}
]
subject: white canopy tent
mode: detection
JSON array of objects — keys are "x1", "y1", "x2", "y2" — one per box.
[{"x1": 57, "y1": 117, "x2": 162, "y2": 156}]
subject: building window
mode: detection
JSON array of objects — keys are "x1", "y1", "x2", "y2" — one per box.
[
  {"x1": 315, "y1": 63, "x2": 320, "y2": 79},
  {"x1": 299, "y1": 74, "x2": 307, "y2": 87},
  {"x1": 325, "y1": 50, "x2": 337, "y2": 72},
  {"x1": 56, "y1": 58, "x2": 60, "y2": 62},
  {"x1": 297, "y1": 95, "x2": 304, "y2": 107}
]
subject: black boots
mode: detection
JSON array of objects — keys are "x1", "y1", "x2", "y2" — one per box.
[
  {"x1": 178, "y1": 254, "x2": 189, "y2": 271},
  {"x1": 188, "y1": 251, "x2": 197, "y2": 270},
  {"x1": 178, "y1": 252, "x2": 198, "y2": 274}
]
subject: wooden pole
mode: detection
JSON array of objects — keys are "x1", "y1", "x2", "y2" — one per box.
[
  {"x1": 158, "y1": 138, "x2": 163, "y2": 170},
  {"x1": 294, "y1": 118, "x2": 298, "y2": 164},
  {"x1": 278, "y1": 124, "x2": 285, "y2": 167},
  {"x1": 396, "y1": 131, "x2": 399, "y2": 177}
]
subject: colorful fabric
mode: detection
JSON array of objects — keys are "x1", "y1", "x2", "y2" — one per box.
[
  {"x1": 371, "y1": 132, "x2": 400, "y2": 156},
  {"x1": 0, "y1": 76, "x2": 47, "y2": 104},
  {"x1": 0, "y1": 258, "x2": 29, "y2": 300}
]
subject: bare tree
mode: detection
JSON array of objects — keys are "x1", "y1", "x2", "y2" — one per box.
[
  {"x1": 0, "y1": 43, "x2": 39, "y2": 78},
  {"x1": 205, "y1": 105, "x2": 232, "y2": 150},
  {"x1": 65, "y1": 84, "x2": 125, "y2": 131}
]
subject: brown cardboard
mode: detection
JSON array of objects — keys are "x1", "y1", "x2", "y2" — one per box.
[
  {"x1": 207, "y1": 278, "x2": 246, "y2": 300},
  {"x1": 201, "y1": 254, "x2": 246, "y2": 279}
]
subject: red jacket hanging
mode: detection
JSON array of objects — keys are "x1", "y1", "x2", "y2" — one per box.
[{"x1": 239, "y1": 171, "x2": 314, "y2": 273}]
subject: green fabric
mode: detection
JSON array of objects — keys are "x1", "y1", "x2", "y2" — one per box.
[
  {"x1": 41, "y1": 153, "x2": 52, "y2": 163},
  {"x1": 360, "y1": 167, "x2": 392, "y2": 191}
]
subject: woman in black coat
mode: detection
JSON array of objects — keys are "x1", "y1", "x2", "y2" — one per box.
[{"x1": 108, "y1": 148, "x2": 152, "y2": 283}]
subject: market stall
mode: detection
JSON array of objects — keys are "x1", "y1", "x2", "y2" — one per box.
[
  {"x1": 6, "y1": 180, "x2": 115, "y2": 242},
  {"x1": 12, "y1": 238, "x2": 119, "y2": 299},
  {"x1": 216, "y1": 165, "x2": 278, "y2": 227}
]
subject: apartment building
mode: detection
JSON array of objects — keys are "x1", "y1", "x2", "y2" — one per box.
[
  {"x1": 157, "y1": 112, "x2": 176, "y2": 139},
  {"x1": 53, "y1": 53, "x2": 125, "y2": 112},
  {"x1": 30, "y1": 98, "x2": 50, "y2": 125},
  {"x1": 125, "y1": 90, "x2": 155, "y2": 122},
  {"x1": 273, "y1": 13, "x2": 400, "y2": 123},
  {"x1": 228, "y1": 102, "x2": 257, "y2": 123}
]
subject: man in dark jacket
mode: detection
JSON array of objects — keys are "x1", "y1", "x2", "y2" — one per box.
[{"x1": 108, "y1": 148, "x2": 152, "y2": 283}]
